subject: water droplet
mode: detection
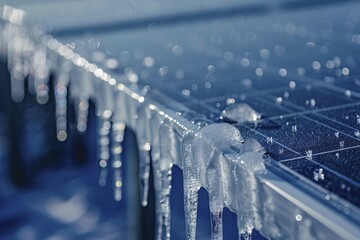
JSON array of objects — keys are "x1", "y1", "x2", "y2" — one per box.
[
  {"x1": 159, "y1": 66, "x2": 169, "y2": 77},
  {"x1": 207, "y1": 64, "x2": 216, "y2": 73},
  {"x1": 326, "y1": 60, "x2": 335, "y2": 69},
  {"x1": 295, "y1": 214, "x2": 303, "y2": 222},
  {"x1": 205, "y1": 82, "x2": 212, "y2": 89},
  {"x1": 240, "y1": 58, "x2": 250, "y2": 68},
  {"x1": 143, "y1": 56, "x2": 155, "y2": 68},
  {"x1": 259, "y1": 48, "x2": 270, "y2": 60},
  {"x1": 310, "y1": 98, "x2": 316, "y2": 107},
  {"x1": 274, "y1": 44, "x2": 285, "y2": 55},
  {"x1": 182, "y1": 89, "x2": 191, "y2": 97},
  {"x1": 279, "y1": 68, "x2": 287, "y2": 77},
  {"x1": 172, "y1": 45, "x2": 184, "y2": 56},
  {"x1": 297, "y1": 67, "x2": 306, "y2": 76},
  {"x1": 283, "y1": 91, "x2": 289, "y2": 99},
  {"x1": 342, "y1": 68, "x2": 350, "y2": 76},
  {"x1": 345, "y1": 90, "x2": 352, "y2": 97},
  {"x1": 255, "y1": 68, "x2": 263, "y2": 77},
  {"x1": 223, "y1": 51, "x2": 234, "y2": 61},
  {"x1": 289, "y1": 81, "x2": 296, "y2": 88},
  {"x1": 312, "y1": 61, "x2": 321, "y2": 70},
  {"x1": 226, "y1": 98, "x2": 236, "y2": 105}
]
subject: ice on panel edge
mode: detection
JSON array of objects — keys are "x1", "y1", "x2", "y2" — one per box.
[{"x1": 182, "y1": 123, "x2": 265, "y2": 240}]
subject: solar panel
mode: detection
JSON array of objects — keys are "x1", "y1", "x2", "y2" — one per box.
[
  {"x1": 1, "y1": 1, "x2": 360, "y2": 239},
  {"x1": 55, "y1": 1, "x2": 360, "y2": 211}
]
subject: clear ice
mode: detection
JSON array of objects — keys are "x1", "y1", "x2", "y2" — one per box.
[{"x1": 222, "y1": 103, "x2": 261, "y2": 123}]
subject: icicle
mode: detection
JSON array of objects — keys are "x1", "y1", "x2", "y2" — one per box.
[
  {"x1": 111, "y1": 121, "x2": 125, "y2": 201},
  {"x1": 75, "y1": 70, "x2": 94, "y2": 133},
  {"x1": 182, "y1": 123, "x2": 265, "y2": 240},
  {"x1": 232, "y1": 152, "x2": 265, "y2": 239},
  {"x1": 136, "y1": 104, "x2": 152, "y2": 206},
  {"x1": 153, "y1": 164, "x2": 173, "y2": 240},
  {"x1": 30, "y1": 44, "x2": 50, "y2": 104},
  {"x1": 110, "y1": 88, "x2": 129, "y2": 201},
  {"x1": 210, "y1": 206, "x2": 223, "y2": 240},
  {"x1": 54, "y1": 61, "x2": 71, "y2": 141},
  {"x1": 98, "y1": 111, "x2": 112, "y2": 187},
  {"x1": 6, "y1": 24, "x2": 31, "y2": 102},
  {"x1": 96, "y1": 82, "x2": 115, "y2": 187},
  {"x1": 181, "y1": 133, "x2": 200, "y2": 240},
  {"x1": 150, "y1": 114, "x2": 175, "y2": 240}
]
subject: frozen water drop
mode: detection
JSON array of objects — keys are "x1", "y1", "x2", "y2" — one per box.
[
  {"x1": 279, "y1": 68, "x2": 287, "y2": 77},
  {"x1": 143, "y1": 56, "x2": 155, "y2": 67},
  {"x1": 313, "y1": 168, "x2": 324, "y2": 181},
  {"x1": 289, "y1": 81, "x2": 296, "y2": 88},
  {"x1": 312, "y1": 61, "x2": 321, "y2": 70},
  {"x1": 266, "y1": 137, "x2": 273, "y2": 144},
  {"x1": 342, "y1": 68, "x2": 350, "y2": 76},
  {"x1": 345, "y1": 90, "x2": 352, "y2": 97},
  {"x1": 310, "y1": 99, "x2": 316, "y2": 107},
  {"x1": 221, "y1": 103, "x2": 261, "y2": 123}
]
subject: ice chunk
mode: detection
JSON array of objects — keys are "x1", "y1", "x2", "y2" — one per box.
[
  {"x1": 221, "y1": 103, "x2": 261, "y2": 123},
  {"x1": 182, "y1": 123, "x2": 265, "y2": 240}
]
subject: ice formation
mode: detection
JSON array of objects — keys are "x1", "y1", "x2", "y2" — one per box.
[
  {"x1": 221, "y1": 103, "x2": 261, "y2": 123},
  {"x1": 2, "y1": 5, "x2": 359, "y2": 240}
]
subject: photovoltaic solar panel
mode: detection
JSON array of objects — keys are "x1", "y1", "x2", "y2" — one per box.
[{"x1": 57, "y1": 0, "x2": 360, "y2": 216}]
